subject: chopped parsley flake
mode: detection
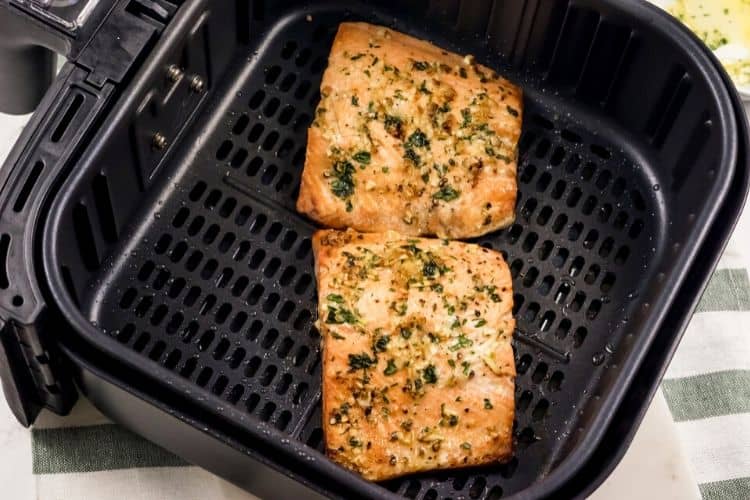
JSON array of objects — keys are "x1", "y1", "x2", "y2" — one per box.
[
  {"x1": 484, "y1": 398, "x2": 493, "y2": 409},
  {"x1": 330, "y1": 331, "x2": 345, "y2": 340},
  {"x1": 406, "y1": 129, "x2": 430, "y2": 149},
  {"x1": 412, "y1": 60, "x2": 430, "y2": 71},
  {"x1": 384, "y1": 114, "x2": 404, "y2": 138},
  {"x1": 326, "y1": 306, "x2": 357, "y2": 325},
  {"x1": 433, "y1": 185, "x2": 460, "y2": 202},
  {"x1": 461, "y1": 442, "x2": 472, "y2": 450},
  {"x1": 327, "y1": 294, "x2": 344, "y2": 304},
  {"x1": 351, "y1": 95, "x2": 359, "y2": 106},
  {"x1": 474, "y1": 319, "x2": 487, "y2": 328},
  {"x1": 373, "y1": 334, "x2": 390, "y2": 353},
  {"x1": 459, "y1": 67, "x2": 468, "y2": 78},
  {"x1": 350, "y1": 53, "x2": 365, "y2": 60},
  {"x1": 329, "y1": 160, "x2": 356, "y2": 199},
  {"x1": 348, "y1": 353, "x2": 376, "y2": 371},
  {"x1": 506, "y1": 105, "x2": 519, "y2": 117},
  {"x1": 353, "y1": 150, "x2": 371, "y2": 165},
  {"x1": 384, "y1": 359, "x2": 398, "y2": 376},
  {"x1": 349, "y1": 437, "x2": 362, "y2": 447},
  {"x1": 450, "y1": 335, "x2": 473, "y2": 351},
  {"x1": 461, "y1": 108, "x2": 472, "y2": 127},
  {"x1": 422, "y1": 364, "x2": 438, "y2": 384},
  {"x1": 400, "y1": 326, "x2": 413, "y2": 339},
  {"x1": 404, "y1": 147, "x2": 421, "y2": 167}
]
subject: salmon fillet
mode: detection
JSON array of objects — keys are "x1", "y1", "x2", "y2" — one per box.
[
  {"x1": 297, "y1": 22, "x2": 522, "y2": 239},
  {"x1": 313, "y1": 229, "x2": 516, "y2": 481}
]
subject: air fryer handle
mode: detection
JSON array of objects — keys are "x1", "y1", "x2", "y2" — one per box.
[{"x1": 0, "y1": 0, "x2": 118, "y2": 114}]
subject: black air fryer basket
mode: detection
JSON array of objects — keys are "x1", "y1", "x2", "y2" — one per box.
[{"x1": 0, "y1": 0, "x2": 748, "y2": 498}]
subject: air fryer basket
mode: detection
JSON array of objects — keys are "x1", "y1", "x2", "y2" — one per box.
[{"x1": 36, "y1": 0, "x2": 740, "y2": 498}]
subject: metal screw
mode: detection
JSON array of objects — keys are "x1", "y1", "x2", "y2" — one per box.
[
  {"x1": 166, "y1": 64, "x2": 183, "y2": 83},
  {"x1": 189, "y1": 75, "x2": 205, "y2": 93},
  {"x1": 152, "y1": 133, "x2": 168, "y2": 151}
]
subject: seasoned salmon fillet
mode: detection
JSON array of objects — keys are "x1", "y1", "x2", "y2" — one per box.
[
  {"x1": 297, "y1": 22, "x2": 522, "y2": 239},
  {"x1": 313, "y1": 229, "x2": 515, "y2": 481}
]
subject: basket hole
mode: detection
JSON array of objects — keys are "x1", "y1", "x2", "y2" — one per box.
[
  {"x1": 219, "y1": 198, "x2": 237, "y2": 218},
  {"x1": 539, "y1": 311, "x2": 555, "y2": 332},
  {"x1": 306, "y1": 427, "x2": 323, "y2": 448},
  {"x1": 264, "y1": 257, "x2": 281, "y2": 278},
  {"x1": 163, "y1": 349, "x2": 181, "y2": 370},
  {"x1": 275, "y1": 410, "x2": 292, "y2": 431},
  {"x1": 569, "y1": 256, "x2": 585, "y2": 277},
  {"x1": 537, "y1": 240, "x2": 553, "y2": 260},
  {"x1": 531, "y1": 113, "x2": 554, "y2": 130},
  {"x1": 197, "y1": 330, "x2": 215, "y2": 351},
  {"x1": 293, "y1": 113, "x2": 311, "y2": 132},
  {"x1": 216, "y1": 140, "x2": 233, "y2": 161},
  {"x1": 276, "y1": 373, "x2": 292, "y2": 395},
  {"x1": 133, "y1": 331, "x2": 150, "y2": 352},
  {"x1": 550, "y1": 180, "x2": 566, "y2": 199},
  {"x1": 521, "y1": 232, "x2": 538, "y2": 253},
  {"x1": 247, "y1": 283, "x2": 264, "y2": 305},
  {"x1": 227, "y1": 385, "x2": 244, "y2": 404},
  {"x1": 279, "y1": 73, "x2": 297, "y2": 92},
  {"x1": 293, "y1": 345, "x2": 310, "y2": 367},
  {"x1": 550, "y1": 146, "x2": 565, "y2": 166},
  {"x1": 168, "y1": 278, "x2": 185, "y2": 299},
  {"x1": 404, "y1": 479, "x2": 421, "y2": 498},
  {"x1": 549, "y1": 370, "x2": 565, "y2": 390},
  {"x1": 185, "y1": 250, "x2": 203, "y2": 271},
  {"x1": 519, "y1": 131, "x2": 536, "y2": 154},
  {"x1": 536, "y1": 205, "x2": 553, "y2": 225},
  {"x1": 582, "y1": 195, "x2": 597, "y2": 215},
  {"x1": 554, "y1": 282, "x2": 571, "y2": 304},
  {"x1": 262, "y1": 132, "x2": 279, "y2": 151},
  {"x1": 295, "y1": 48, "x2": 312, "y2": 67},
  {"x1": 573, "y1": 326, "x2": 589, "y2": 347},
  {"x1": 551, "y1": 214, "x2": 567, "y2": 233},
  {"x1": 279, "y1": 266, "x2": 297, "y2": 286},
  {"x1": 599, "y1": 237, "x2": 614, "y2": 257},
  {"x1": 216, "y1": 267, "x2": 234, "y2": 288},
  {"x1": 281, "y1": 40, "x2": 297, "y2": 59},
  {"x1": 561, "y1": 129, "x2": 582, "y2": 143},
  {"x1": 180, "y1": 356, "x2": 198, "y2": 378},
  {"x1": 187, "y1": 217, "x2": 205, "y2": 237},
  {"x1": 165, "y1": 312, "x2": 184, "y2": 335},
  {"x1": 250, "y1": 214, "x2": 267, "y2": 234},
  {"x1": 294, "y1": 80, "x2": 311, "y2": 99},
  {"x1": 265, "y1": 65, "x2": 281, "y2": 84},
  {"x1": 263, "y1": 97, "x2": 280, "y2": 117},
  {"x1": 292, "y1": 382, "x2": 308, "y2": 404},
  {"x1": 522, "y1": 267, "x2": 539, "y2": 288},
  {"x1": 509, "y1": 259, "x2": 523, "y2": 279},
  {"x1": 234, "y1": 241, "x2": 251, "y2": 262},
  {"x1": 535, "y1": 172, "x2": 552, "y2": 192},
  {"x1": 218, "y1": 233, "x2": 236, "y2": 253},
  {"x1": 278, "y1": 104, "x2": 295, "y2": 124},
  {"x1": 581, "y1": 163, "x2": 595, "y2": 181},
  {"x1": 552, "y1": 248, "x2": 569, "y2": 269},
  {"x1": 232, "y1": 276, "x2": 249, "y2": 296},
  {"x1": 532, "y1": 399, "x2": 550, "y2": 421},
  {"x1": 587, "y1": 299, "x2": 602, "y2": 320},
  {"x1": 583, "y1": 229, "x2": 599, "y2": 249},
  {"x1": 212, "y1": 375, "x2": 228, "y2": 396},
  {"x1": 613, "y1": 211, "x2": 628, "y2": 230},
  {"x1": 568, "y1": 222, "x2": 583, "y2": 241},
  {"x1": 591, "y1": 143, "x2": 611, "y2": 159},
  {"x1": 232, "y1": 115, "x2": 249, "y2": 135},
  {"x1": 263, "y1": 293, "x2": 280, "y2": 313},
  {"x1": 584, "y1": 264, "x2": 601, "y2": 285},
  {"x1": 295, "y1": 273, "x2": 313, "y2": 295},
  {"x1": 278, "y1": 301, "x2": 295, "y2": 322},
  {"x1": 631, "y1": 190, "x2": 646, "y2": 211},
  {"x1": 229, "y1": 348, "x2": 246, "y2": 369},
  {"x1": 172, "y1": 207, "x2": 190, "y2": 228},
  {"x1": 249, "y1": 89, "x2": 265, "y2": 109},
  {"x1": 138, "y1": 261, "x2": 155, "y2": 281},
  {"x1": 154, "y1": 234, "x2": 172, "y2": 254},
  {"x1": 183, "y1": 286, "x2": 201, "y2": 307},
  {"x1": 555, "y1": 318, "x2": 572, "y2": 339},
  {"x1": 538, "y1": 275, "x2": 554, "y2": 296},
  {"x1": 277, "y1": 337, "x2": 294, "y2": 358},
  {"x1": 150, "y1": 304, "x2": 168, "y2": 326},
  {"x1": 517, "y1": 389, "x2": 533, "y2": 410},
  {"x1": 615, "y1": 246, "x2": 630, "y2": 264},
  {"x1": 245, "y1": 356, "x2": 262, "y2": 377},
  {"x1": 601, "y1": 272, "x2": 616, "y2": 292},
  {"x1": 245, "y1": 393, "x2": 260, "y2": 412},
  {"x1": 201, "y1": 259, "x2": 218, "y2": 279},
  {"x1": 531, "y1": 362, "x2": 548, "y2": 383},
  {"x1": 487, "y1": 485, "x2": 504, "y2": 499},
  {"x1": 180, "y1": 321, "x2": 199, "y2": 343},
  {"x1": 116, "y1": 324, "x2": 136, "y2": 343},
  {"x1": 506, "y1": 224, "x2": 523, "y2": 244},
  {"x1": 565, "y1": 153, "x2": 581, "y2": 173},
  {"x1": 261, "y1": 328, "x2": 279, "y2": 349},
  {"x1": 566, "y1": 187, "x2": 582, "y2": 207},
  {"x1": 248, "y1": 123, "x2": 264, "y2": 143},
  {"x1": 512, "y1": 294, "x2": 524, "y2": 315},
  {"x1": 629, "y1": 219, "x2": 644, "y2": 239},
  {"x1": 570, "y1": 291, "x2": 586, "y2": 312},
  {"x1": 249, "y1": 249, "x2": 266, "y2": 270},
  {"x1": 520, "y1": 198, "x2": 538, "y2": 220},
  {"x1": 517, "y1": 427, "x2": 536, "y2": 448},
  {"x1": 260, "y1": 365, "x2": 278, "y2": 386},
  {"x1": 215, "y1": 303, "x2": 232, "y2": 324},
  {"x1": 259, "y1": 402, "x2": 276, "y2": 421},
  {"x1": 247, "y1": 320, "x2": 263, "y2": 341},
  {"x1": 134, "y1": 296, "x2": 153, "y2": 317},
  {"x1": 595, "y1": 170, "x2": 612, "y2": 189},
  {"x1": 293, "y1": 309, "x2": 312, "y2": 331},
  {"x1": 230, "y1": 311, "x2": 248, "y2": 333}
]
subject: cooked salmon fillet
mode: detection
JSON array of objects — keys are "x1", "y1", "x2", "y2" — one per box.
[
  {"x1": 313, "y1": 229, "x2": 515, "y2": 481},
  {"x1": 297, "y1": 22, "x2": 522, "y2": 239}
]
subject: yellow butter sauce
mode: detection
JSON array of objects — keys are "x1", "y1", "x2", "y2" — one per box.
[{"x1": 669, "y1": 0, "x2": 750, "y2": 85}]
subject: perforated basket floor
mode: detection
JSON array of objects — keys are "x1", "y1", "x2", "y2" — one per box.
[{"x1": 78, "y1": 9, "x2": 658, "y2": 500}]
